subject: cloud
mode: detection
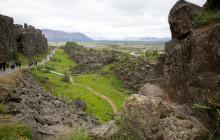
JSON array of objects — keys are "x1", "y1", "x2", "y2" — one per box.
[{"x1": 0, "y1": 0, "x2": 206, "y2": 39}]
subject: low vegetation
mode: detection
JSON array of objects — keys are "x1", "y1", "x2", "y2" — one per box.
[
  {"x1": 144, "y1": 50, "x2": 160, "y2": 60},
  {"x1": 29, "y1": 48, "x2": 131, "y2": 122},
  {"x1": 192, "y1": 89, "x2": 220, "y2": 139},
  {"x1": 194, "y1": 9, "x2": 220, "y2": 28},
  {"x1": 73, "y1": 65, "x2": 130, "y2": 113},
  {"x1": 0, "y1": 122, "x2": 33, "y2": 140}
]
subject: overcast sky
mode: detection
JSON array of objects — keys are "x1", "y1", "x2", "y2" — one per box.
[{"x1": 0, "y1": 0, "x2": 206, "y2": 40}]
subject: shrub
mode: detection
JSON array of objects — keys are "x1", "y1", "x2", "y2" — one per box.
[
  {"x1": 193, "y1": 9, "x2": 220, "y2": 28},
  {"x1": 144, "y1": 50, "x2": 159, "y2": 60},
  {"x1": 43, "y1": 69, "x2": 51, "y2": 73},
  {"x1": 50, "y1": 58, "x2": 57, "y2": 62},
  {"x1": 0, "y1": 122, "x2": 33, "y2": 140},
  {"x1": 192, "y1": 90, "x2": 220, "y2": 139},
  {"x1": 61, "y1": 71, "x2": 70, "y2": 83},
  {"x1": 114, "y1": 114, "x2": 121, "y2": 126},
  {"x1": 44, "y1": 65, "x2": 56, "y2": 71},
  {"x1": 11, "y1": 48, "x2": 19, "y2": 62}
]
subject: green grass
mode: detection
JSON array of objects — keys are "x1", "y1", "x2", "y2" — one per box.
[
  {"x1": 42, "y1": 49, "x2": 76, "y2": 74},
  {"x1": 73, "y1": 65, "x2": 131, "y2": 113},
  {"x1": 194, "y1": 9, "x2": 220, "y2": 28},
  {"x1": 32, "y1": 48, "x2": 52, "y2": 62},
  {"x1": 0, "y1": 122, "x2": 33, "y2": 140},
  {"x1": 30, "y1": 67, "x2": 112, "y2": 122},
  {"x1": 30, "y1": 48, "x2": 131, "y2": 121}
]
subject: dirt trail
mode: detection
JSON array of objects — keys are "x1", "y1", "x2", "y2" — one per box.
[{"x1": 70, "y1": 77, "x2": 117, "y2": 114}]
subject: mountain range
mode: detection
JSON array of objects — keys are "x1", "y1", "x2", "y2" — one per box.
[
  {"x1": 42, "y1": 29, "x2": 170, "y2": 43},
  {"x1": 42, "y1": 29, "x2": 94, "y2": 42}
]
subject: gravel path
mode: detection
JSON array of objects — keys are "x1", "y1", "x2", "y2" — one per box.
[{"x1": 0, "y1": 49, "x2": 56, "y2": 78}]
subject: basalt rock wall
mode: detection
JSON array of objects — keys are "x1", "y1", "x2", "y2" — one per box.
[
  {"x1": 0, "y1": 14, "x2": 48, "y2": 61},
  {"x1": 153, "y1": 0, "x2": 220, "y2": 105},
  {"x1": 64, "y1": 42, "x2": 155, "y2": 92}
]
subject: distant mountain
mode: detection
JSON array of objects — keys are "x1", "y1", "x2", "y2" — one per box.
[
  {"x1": 42, "y1": 29, "x2": 94, "y2": 42},
  {"x1": 123, "y1": 37, "x2": 171, "y2": 43}
]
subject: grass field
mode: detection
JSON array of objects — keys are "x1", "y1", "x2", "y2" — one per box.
[
  {"x1": 42, "y1": 49, "x2": 76, "y2": 74},
  {"x1": 73, "y1": 65, "x2": 130, "y2": 113},
  {"x1": 30, "y1": 48, "x2": 131, "y2": 121}
]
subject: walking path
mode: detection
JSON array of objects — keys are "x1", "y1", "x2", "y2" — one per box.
[
  {"x1": 41, "y1": 69, "x2": 117, "y2": 114},
  {"x1": 70, "y1": 77, "x2": 118, "y2": 114},
  {"x1": 0, "y1": 49, "x2": 56, "y2": 78}
]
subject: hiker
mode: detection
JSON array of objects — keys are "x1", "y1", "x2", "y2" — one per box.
[
  {"x1": 11, "y1": 61, "x2": 15, "y2": 70},
  {"x1": 28, "y1": 61, "x2": 31, "y2": 67},
  {"x1": 0, "y1": 61, "x2": 2, "y2": 71},
  {"x1": 2, "y1": 61, "x2": 6, "y2": 71},
  {"x1": 16, "y1": 62, "x2": 19, "y2": 68},
  {"x1": 18, "y1": 62, "x2": 21, "y2": 69},
  {"x1": 35, "y1": 61, "x2": 38, "y2": 66},
  {"x1": 6, "y1": 63, "x2": 9, "y2": 69}
]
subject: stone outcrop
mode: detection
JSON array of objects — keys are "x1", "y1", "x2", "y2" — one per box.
[
  {"x1": 204, "y1": 0, "x2": 220, "y2": 9},
  {"x1": 154, "y1": 0, "x2": 220, "y2": 105},
  {"x1": 111, "y1": 56, "x2": 154, "y2": 92},
  {"x1": 64, "y1": 42, "x2": 111, "y2": 65},
  {"x1": 0, "y1": 71, "x2": 99, "y2": 139},
  {"x1": 168, "y1": 0, "x2": 201, "y2": 39},
  {"x1": 64, "y1": 42, "x2": 155, "y2": 92},
  {"x1": 89, "y1": 121, "x2": 118, "y2": 138},
  {"x1": 121, "y1": 85, "x2": 208, "y2": 140},
  {"x1": 0, "y1": 14, "x2": 48, "y2": 61}
]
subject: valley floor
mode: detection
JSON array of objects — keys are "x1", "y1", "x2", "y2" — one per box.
[{"x1": 29, "y1": 48, "x2": 131, "y2": 121}]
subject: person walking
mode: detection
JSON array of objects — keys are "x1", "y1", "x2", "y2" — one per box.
[
  {"x1": 0, "y1": 61, "x2": 2, "y2": 71},
  {"x1": 2, "y1": 61, "x2": 6, "y2": 71},
  {"x1": 18, "y1": 62, "x2": 21, "y2": 69},
  {"x1": 12, "y1": 61, "x2": 15, "y2": 70}
]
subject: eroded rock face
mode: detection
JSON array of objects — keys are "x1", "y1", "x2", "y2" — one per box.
[
  {"x1": 0, "y1": 14, "x2": 48, "y2": 61},
  {"x1": 168, "y1": 0, "x2": 201, "y2": 39},
  {"x1": 0, "y1": 72, "x2": 100, "y2": 139},
  {"x1": 154, "y1": 0, "x2": 220, "y2": 105},
  {"x1": 90, "y1": 121, "x2": 118, "y2": 138},
  {"x1": 204, "y1": 0, "x2": 220, "y2": 9},
  {"x1": 121, "y1": 91, "x2": 208, "y2": 140}
]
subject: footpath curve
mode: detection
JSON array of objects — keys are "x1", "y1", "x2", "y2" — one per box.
[
  {"x1": 70, "y1": 77, "x2": 117, "y2": 114},
  {"x1": 41, "y1": 69, "x2": 118, "y2": 113}
]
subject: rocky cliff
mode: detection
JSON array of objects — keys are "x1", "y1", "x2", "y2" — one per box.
[
  {"x1": 120, "y1": 0, "x2": 219, "y2": 139},
  {"x1": 154, "y1": 0, "x2": 220, "y2": 105},
  {"x1": 0, "y1": 14, "x2": 48, "y2": 61}
]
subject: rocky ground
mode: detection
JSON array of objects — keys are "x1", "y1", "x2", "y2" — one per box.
[{"x1": 0, "y1": 71, "x2": 103, "y2": 139}]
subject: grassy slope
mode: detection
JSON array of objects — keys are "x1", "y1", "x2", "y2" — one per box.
[
  {"x1": 42, "y1": 49, "x2": 76, "y2": 74},
  {"x1": 30, "y1": 49, "x2": 117, "y2": 121},
  {"x1": 73, "y1": 65, "x2": 131, "y2": 113}
]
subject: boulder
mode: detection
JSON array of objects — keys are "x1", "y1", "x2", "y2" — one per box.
[
  {"x1": 0, "y1": 87, "x2": 12, "y2": 103},
  {"x1": 90, "y1": 121, "x2": 118, "y2": 138},
  {"x1": 168, "y1": 0, "x2": 201, "y2": 39},
  {"x1": 121, "y1": 94, "x2": 208, "y2": 140},
  {"x1": 74, "y1": 98, "x2": 87, "y2": 110}
]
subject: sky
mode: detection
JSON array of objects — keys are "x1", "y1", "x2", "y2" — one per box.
[{"x1": 0, "y1": 0, "x2": 206, "y2": 40}]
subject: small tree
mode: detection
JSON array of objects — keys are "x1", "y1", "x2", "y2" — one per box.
[
  {"x1": 61, "y1": 71, "x2": 70, "y2": 83},
  {"x1": 11, "y1": 47, "x2": 19, "y2": 62}
]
